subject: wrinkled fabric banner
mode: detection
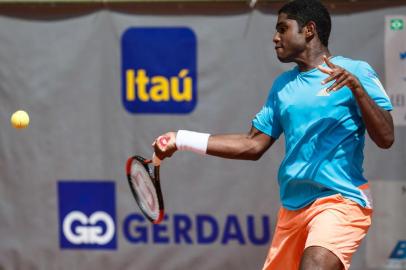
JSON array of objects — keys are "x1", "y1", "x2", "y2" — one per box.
[
  {"x1": 366, "y1": 181, "x2": 406, "y2": 269},
  {"x1": 0, "y1": 6, "x2": 405, "y2": 270},
  {"x1": 385, "y1": 15, "x2": 406, "y2": 126}
]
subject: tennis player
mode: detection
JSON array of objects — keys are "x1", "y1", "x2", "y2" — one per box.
[{"x1": 153, "y1": 0, "x2": 394, "y2": 269}]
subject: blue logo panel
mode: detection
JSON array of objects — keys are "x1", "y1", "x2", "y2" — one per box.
[
  {"x1": 58, "y1": 181, "x2": 117, "y2": 250},
  {"x1": 121, "y1": 27, "x2": 197, "y2": 114},
  {"x1": 390, "y1": 241, "x2": 406, "y2": 259}
]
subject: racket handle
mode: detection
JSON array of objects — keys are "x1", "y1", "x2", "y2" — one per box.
[{"x1": 152, "y1": 153, "x2": 161, "y2": 166}]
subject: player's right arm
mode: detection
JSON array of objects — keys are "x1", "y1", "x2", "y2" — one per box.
[
  {"x1": 154, "y1": 79, "x2": 282, "y2": 161},
  {"x1": 206, "y1": 127, "x2": 275, "y2": 160},
  {"x1": 153, "y1": 126, "x2": 276, "y2": 161}
]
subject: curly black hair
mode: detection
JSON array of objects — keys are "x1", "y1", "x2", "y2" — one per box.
[{"x1": 279, "y1": 0, "x2": 331, "y2": 47}]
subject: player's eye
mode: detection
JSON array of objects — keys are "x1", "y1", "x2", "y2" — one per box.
[{"x1": 276, "y1": 27, "x2": 286, "y2": 34}]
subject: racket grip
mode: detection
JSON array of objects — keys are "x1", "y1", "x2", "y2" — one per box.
[{"x1": 152, "y1": 153, "x2": 161, "y2": 166}]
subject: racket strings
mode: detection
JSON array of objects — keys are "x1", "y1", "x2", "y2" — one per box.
[
  {"x1": 130, "y1": 160, "x2": 159, "y2": 218},
  {"x1": 126, "y1": 155, "x2": 164, "y2": 224}
]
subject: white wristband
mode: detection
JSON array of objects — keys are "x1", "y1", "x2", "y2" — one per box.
[{"x1": 176, "y1": 130, "x2": 211, "y2": 155}]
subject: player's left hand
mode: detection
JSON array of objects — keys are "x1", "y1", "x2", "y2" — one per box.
[{"x1": 317, "y1": 55, "x2": 362, "y2": 93}]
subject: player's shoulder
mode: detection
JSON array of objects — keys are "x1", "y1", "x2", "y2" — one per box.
[
  {"x1": 332, "y1": 56, "x2": 373, "y2": 72},
  {"x1": 272, "y1": 68, "x2": 298, "y2": 91},
  {"x1": 278, "y1": 67, "x2": 298, "y2": 80}
]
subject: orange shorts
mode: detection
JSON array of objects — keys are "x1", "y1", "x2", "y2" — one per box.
[{"x1": 262, "y1": 193, "x2": 372, "y2": 270}]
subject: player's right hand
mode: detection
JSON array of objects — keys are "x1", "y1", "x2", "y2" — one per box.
[{"x1": 152, "y1": 132, "x2": 177, "y2": 160}]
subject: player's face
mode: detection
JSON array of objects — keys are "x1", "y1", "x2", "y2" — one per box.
[{"x1": 273, "y1": 13, "x2": 307, "y2": 63}]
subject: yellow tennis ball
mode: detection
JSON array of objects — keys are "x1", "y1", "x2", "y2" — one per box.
[{"x1": 11, "y1": 110, "x2": 30, "y2": 129}]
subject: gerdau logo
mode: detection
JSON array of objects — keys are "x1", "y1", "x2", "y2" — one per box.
[
  {"x1": 58, "y1": 181, "x2": 117, "y2": 250},
  {"x1": 63, "y1": 211, "x2": 115, "y2": 245}
]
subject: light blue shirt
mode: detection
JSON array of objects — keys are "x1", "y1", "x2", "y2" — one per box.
[{"x1": 252, "y1": 56, "x2": 393, "y2": 210}]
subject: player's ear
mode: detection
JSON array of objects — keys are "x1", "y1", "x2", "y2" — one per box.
[{"x1": 304, "y1": 21, "x2": 316, "y2": 39}]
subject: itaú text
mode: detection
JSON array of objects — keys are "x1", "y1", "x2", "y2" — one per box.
[{"x1": 123, "y1": 213, "x2": 271, "y2": 245}]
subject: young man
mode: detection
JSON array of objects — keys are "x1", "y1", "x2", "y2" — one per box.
[{"x1": 153, "y1": 0, "x2": 394, "y2": 269}]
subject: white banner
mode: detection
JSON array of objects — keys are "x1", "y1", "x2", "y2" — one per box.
[
  {"x1": 385, "y1": 15, "x2": 406, "y2": 126},
  {"x1": 366, "y1": 180, "x2": 406, "y2": 269}
]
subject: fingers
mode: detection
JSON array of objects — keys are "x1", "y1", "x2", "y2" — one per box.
[
  {"x1": 152, "y1": 153, "x2": 161, "y2": 166},
  {"x1": 317, "y1": 65, "x2": 333, "y2": 75},
  {"x1": 318, "y1": 56, "x2": 360, "y2": 93},
  {"x1": 323, "y1": 55, "x2": 336, "y2": 69},
  {"x1": 321, "y1": 71, "x2": 340, "y2": 85},
  {"x1": 318, "y1": 55, "x2": 337, "y2": 75},
  {"x1": 328, "y1": 76, "x2": 350, "y2": 93},
  {"x1": 326, "y1": 73, "x2": 347, "y2": 92},
  {"x1": 153, "y1": 144, "x2": 166, "y2": 161}
]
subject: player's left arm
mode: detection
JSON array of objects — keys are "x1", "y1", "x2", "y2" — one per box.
[{"x1": 318, "y1": 56, "x2": 394, "y2": 149}]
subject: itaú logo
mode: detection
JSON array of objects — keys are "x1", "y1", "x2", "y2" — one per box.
[
  {"x1": 63, "y1": 211, "x2": 115, "y2": 245},
  {"x1": 121, "y1": 27, "x2": 197, "y2": 114}
]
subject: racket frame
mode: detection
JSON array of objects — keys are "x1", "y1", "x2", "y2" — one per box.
[{"x1": 126, "y1": 155, "x2": 164, "y2": 224}]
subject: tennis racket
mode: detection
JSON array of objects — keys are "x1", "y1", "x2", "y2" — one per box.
[{"x1": 125, "y1": 154, "x2": 164, "y2": 224}]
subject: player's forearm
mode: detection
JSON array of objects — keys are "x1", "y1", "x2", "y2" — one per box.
[
  {"x1": 352, "y1": 86, "x2": 394, "y2": 149},
  {"x1": 153, "y1": 128, "x2": 274, "y2": 161},
  {"x1": 206, "y1": 134, "x2": 265, "y2": 160}
]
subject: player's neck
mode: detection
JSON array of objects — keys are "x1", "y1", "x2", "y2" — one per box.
[{"x1": 296, "y1": 46, "x2": 331, "y2": 72}]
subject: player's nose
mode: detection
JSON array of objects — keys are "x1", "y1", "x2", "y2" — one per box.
[{"x1": 273, "y1": 32, "x2": 281, "y2": 44}]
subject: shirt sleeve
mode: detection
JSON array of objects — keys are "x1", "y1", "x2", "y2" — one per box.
[
  {"x1": 355, "y1": 61, "x2": 393, "y2": 115},
  {"x1": 252, "y1": 85, "x2": 283, "y2": 140}
]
